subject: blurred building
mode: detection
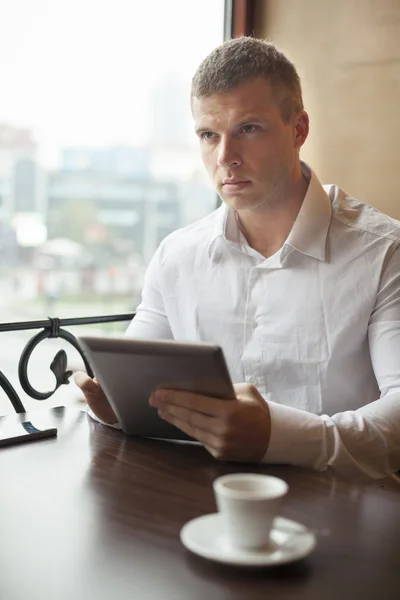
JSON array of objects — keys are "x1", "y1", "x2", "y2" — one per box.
[
  {"x1": 150, "y1": 72, "x2": 192, "y2": 149},
  {"x1": 47, "y1": 146, "x2": 182, "y2": 265},
  {"x1": 61, "y1": 146, "x2": 151, "y2": 178},
  {"x1": 0, "y1": 124, "x2": 46, "y2": 265},
  {"x1": 0, "y1": 124, "x2": 44, "y2": 216},
  {"x1": 148, "y1": 71, "x2": 217, "y2": 222}
]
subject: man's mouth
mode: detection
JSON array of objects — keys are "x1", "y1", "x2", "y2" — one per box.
[{"x1": 222, "y1": 180, "x2": 251, "y2": 192}]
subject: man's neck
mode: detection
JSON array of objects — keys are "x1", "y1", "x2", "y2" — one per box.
[{"x1": 236, "y1": 169, "x2": 309, "y2": 258}]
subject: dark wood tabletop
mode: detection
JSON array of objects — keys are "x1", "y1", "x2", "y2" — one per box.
[{"x1": 0, "y1": 406, "x2": 399, "y2": 600}]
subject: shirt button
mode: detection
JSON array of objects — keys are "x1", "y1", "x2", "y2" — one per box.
[{"x1": 252, "y1": 320, "x2": 258, "y2": 329}]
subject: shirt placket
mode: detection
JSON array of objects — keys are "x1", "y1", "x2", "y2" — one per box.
[{"x1": 242, "y1": 265, "x2": 265, "y2": 389}]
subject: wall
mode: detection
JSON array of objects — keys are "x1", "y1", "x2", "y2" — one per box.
[{"x1": 255, "y1": 0, "x2": 400, "y2": 218}]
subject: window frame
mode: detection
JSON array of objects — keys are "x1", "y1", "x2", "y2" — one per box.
[{"x1": 224, "y1": 0, "x2": 256, "y2": 39}]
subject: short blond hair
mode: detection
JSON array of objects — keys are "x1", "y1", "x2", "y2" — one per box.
[{"x1": 191, "y1": 37, "x2": 303, "y2": 123}]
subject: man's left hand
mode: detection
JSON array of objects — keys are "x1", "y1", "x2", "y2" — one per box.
[{"x1": 149, "y1": 383, "x2": 271, "y2": 462}]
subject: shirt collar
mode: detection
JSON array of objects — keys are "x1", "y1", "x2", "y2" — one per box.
[
  {"x1": 208, "y1": 161, "x2": 332, "y2": 262},
  {"x1": 208, "y1": 203, "x2": 229, "y2": 257},
  {"x1": 284, "y1": 162, "x2": 332, "y2": 261}
]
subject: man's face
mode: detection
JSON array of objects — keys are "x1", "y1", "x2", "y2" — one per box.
[{"x1": 192, "y1": 77, "x2": 308, "y2": 212}]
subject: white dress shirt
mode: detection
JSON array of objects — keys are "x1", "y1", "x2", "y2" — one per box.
[{"x1": 125, "y1": 162, "x2": 400, "y2": 480}]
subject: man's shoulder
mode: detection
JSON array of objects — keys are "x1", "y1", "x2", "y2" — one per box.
[
  {"x1": 157, "y1": 206, "x2": 223, "y2": 269},
  {"x1": 325, "y1": 184, "x2": 400, "y2": 244},
  {"x1": 157, "y1": 207, "x2": 222, "y2": 260}
]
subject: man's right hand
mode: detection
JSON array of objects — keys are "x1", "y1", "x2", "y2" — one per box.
[{"x1": 74, "y1": 371, "x2": 118, "y2": 425}]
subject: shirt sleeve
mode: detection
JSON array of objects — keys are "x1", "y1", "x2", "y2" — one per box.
[
  {"x1": 91, "y1": 244, "x2": 173, "y2": 430},
  {"x1": 125, "y1": 244, "x2": 173, "y2": 340},
  {"x1": 86, "y1": 407, "x2": 122, "y2": 429},
  {"x1": 263, "y1": 245, "x2": 400, "y2": 480}
]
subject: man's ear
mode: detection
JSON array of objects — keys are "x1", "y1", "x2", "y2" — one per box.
[{"x1": 293, "y1": 111, "x2": 309, "y2": 149}]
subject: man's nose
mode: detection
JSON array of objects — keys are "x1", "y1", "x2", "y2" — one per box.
[{"x1": 217, "y1": 138, "x2": 242, "y2": 168}]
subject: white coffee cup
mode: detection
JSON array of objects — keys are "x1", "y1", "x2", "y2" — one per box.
[{"x1": 213, "y1": 473, "x2": 289, "y2": 550}]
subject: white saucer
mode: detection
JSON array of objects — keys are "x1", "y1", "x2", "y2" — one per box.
[{"x1": 180, "y1": 513, "x2": 316, "y2": 567}]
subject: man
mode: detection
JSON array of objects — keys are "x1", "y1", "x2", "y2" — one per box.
[{"x1": 75, "y1": 37, "x2": 400, "y2": 480}]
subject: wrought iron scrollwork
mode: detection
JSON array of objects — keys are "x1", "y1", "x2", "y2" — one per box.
[
  {"x1": 0, "y1": 371, "x2": 26, "y2": 414},
  {"x1": 18, "y1": 322, "x2": 93, "y2": 400},
  {"x1": 0, "y1": 312, "x2": 134, "y2": 413}
]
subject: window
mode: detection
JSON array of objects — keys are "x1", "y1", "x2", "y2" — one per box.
[{"x1": 0, "y1": 0, "x2": 225, "y2": 413}]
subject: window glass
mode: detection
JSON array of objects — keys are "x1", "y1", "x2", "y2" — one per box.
[{"x1": 0, "y1": 0, "x2": 224, "y2": 413}]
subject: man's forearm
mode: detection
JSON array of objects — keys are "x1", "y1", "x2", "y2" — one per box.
[{"x1": 263, "y1": 392, "x2": 400, "y2": 480}]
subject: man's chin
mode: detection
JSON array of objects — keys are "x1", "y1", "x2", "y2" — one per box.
[{"x1": 221, "y1": 195, "x2": 264, "y2": 212}]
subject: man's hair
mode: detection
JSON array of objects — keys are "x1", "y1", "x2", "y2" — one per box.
[{"x1": 191, "y1": 37, "x2": 304, "y2": 123}]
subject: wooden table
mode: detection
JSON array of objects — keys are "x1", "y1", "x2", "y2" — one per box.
[{"x1": 1, "y1": 406, "x2": 399, "y2": 600}]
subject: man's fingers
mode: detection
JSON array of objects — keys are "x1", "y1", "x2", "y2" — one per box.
[
  {"x1": 152, "y1": 388, "x2": 235, "y2": 417},
  {"x1": 74, "y1": 371, "x2": 102, "y2": 397},
  {"x1": 74, "y1": 370, "x2": 117, "y2": 424},
  {"x1": 158, "y1": 409, "x2": 220, "y2": 452},
  {"x1": 159, "y1": 404, "x2": 217, "y2": 434}
]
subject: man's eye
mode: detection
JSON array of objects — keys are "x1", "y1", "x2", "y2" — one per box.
[
  {"x1": 202, "y1": 131, "x2": 216, "y2": 140},
  {"x1": 241, "y1": 124, "x2": 257, "y2": 134}
]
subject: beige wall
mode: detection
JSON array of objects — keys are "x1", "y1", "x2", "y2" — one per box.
[{"x1": 254, "y1": 0, "x2": 400, "y2": 219}]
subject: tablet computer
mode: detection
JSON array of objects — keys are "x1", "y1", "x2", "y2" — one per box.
[{"x1": 77, "y1": 336, "x2": 235, "y2": 441}]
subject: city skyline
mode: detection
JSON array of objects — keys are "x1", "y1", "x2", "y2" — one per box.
[
  {"x1": 0, "y1": 122, "x2": 216, "y2": 254},
  {"x1": 0, "y1": 0, "x2": 224, "y2": 168}
]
